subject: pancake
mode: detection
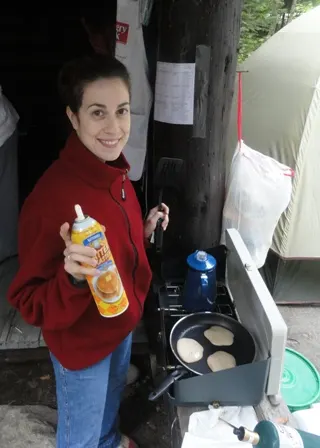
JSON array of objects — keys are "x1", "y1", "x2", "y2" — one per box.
[
  {"x1": 177, "y1": 338, "x2": 204, "y2": 364},
  {"x1": 204, "y1": 326, "x2": 234, "y2": 346},
  {"x1": 207, "y1": 351, "x2": 236, "y2": 372},
  {"x1": 96, "y1": 270, "x2": 120, "y2": 300}
]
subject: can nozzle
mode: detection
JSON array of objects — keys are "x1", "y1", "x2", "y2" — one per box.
[
  {"x1": 219, "y1": 419, "x2": 260, "y2": 445},
  {"x1": 233, "y1": 427, "x2": 260, "y2": 445},
  {"x1": 75, "y1": 204, "x2": 85, "y2": 221}
]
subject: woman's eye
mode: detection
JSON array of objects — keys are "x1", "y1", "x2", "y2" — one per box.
[
  {"x1": 92, "y1": 110, "x2": 104, "y2": 118},
  {"x1": 117, "y1": 108, "x2": 129, "y2": 116}
]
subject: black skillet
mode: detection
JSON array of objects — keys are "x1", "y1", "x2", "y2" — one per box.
[{"x1": 149, "y1": 312, "x2": 256, "y2": 401}]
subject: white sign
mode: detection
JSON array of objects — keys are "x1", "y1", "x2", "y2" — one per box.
[{"x1": 154, "y1": 62, "x2": 195, "y2": 125}]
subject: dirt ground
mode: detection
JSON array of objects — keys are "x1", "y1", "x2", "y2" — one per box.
[{"x1": 0, "y1": 355, "x2": 170, "y2": 448}]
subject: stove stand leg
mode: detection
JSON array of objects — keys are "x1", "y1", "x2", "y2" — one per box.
[
  {"x1": 164, "y1": 394, "x2": 182, "y2": 448},
  {"x1": 268, "y1": 394, "x2": 282, "y2": 406},
  {"x1": 170, "y1": 416, "x2": 180, "y2": 448},
  {"x1": 149, "y1": 353, "x2": 158, "y2": 385}
]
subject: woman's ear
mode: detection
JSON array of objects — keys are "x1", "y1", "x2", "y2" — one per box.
[{"x1": 66, "y1": 106, "x2": 79, "y2": 131}]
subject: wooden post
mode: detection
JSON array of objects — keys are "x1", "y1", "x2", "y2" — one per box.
[{"x1": 153, "y1": 0, "x2": 243, "y2": 255}]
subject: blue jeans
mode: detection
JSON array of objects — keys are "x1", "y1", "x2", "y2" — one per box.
[{"x1": 50, "y1": 333, "x2": 132, "y2": 448}]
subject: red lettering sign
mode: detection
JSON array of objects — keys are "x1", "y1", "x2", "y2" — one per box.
[{"x1": 116, "y1": 21, "x2": 129, "y2": 44}]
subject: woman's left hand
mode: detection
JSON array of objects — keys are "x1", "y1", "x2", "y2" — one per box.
[{"x1": 144, "y1": 203, "x2": 169, "y2": 240}]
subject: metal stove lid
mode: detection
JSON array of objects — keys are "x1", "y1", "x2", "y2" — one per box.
[{"x1": 225, "y1": 229, "x2": 287, "y2": 395}]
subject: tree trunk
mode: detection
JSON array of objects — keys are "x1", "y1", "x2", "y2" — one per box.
[
  {"x1": 287, "y1": 0, "x2": 298, "y2": 23},
  {"x1": 153, "y1": 0, "x2": 243, "y2": 256},
  {"x1": 268, "y1": 0, "x2": 281, "y2": 36}
]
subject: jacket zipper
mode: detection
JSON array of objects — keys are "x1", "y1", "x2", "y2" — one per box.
[
  {"x1": 121, "y1": 173, "x2": 126, "y2": 201},
  {"x1": 110, "y1": 173, "x2": 142, "y2": 313}
]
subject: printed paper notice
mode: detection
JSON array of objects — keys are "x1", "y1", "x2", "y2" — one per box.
[{"x1": 154, "y1": 62, "x2": 195, "y2": 125}]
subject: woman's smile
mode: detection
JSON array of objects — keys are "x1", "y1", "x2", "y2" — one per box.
[{"x1": 97, "y1": 137, "x2": 122, "y2": 149}]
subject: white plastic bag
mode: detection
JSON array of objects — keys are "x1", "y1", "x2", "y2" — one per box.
[
  {"x1": 181, "y1": 405, "x2": 258, "y2": 448},
  {"x1": 221, "y1": 141, "x2": 293, "y2": 268}
]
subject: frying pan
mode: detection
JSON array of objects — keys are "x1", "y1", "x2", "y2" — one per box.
[{"x1": 149, "y1": 312, "x2": 256, "y2": 401}]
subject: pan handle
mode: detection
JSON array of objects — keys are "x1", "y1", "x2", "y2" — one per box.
[{"x1": 148, "y1": 367, "x2": 188, "y2": 401}]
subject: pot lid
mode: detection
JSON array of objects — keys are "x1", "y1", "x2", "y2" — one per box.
[
  {"x1": 187, "y1": 250, "x2": 216, "y2": 272},
  {"x1": 281, "y1": 348, "x2": 320, "y2": 411}
]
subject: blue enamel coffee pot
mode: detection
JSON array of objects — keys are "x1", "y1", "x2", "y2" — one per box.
[{"x1": 183, "y1": 250, "x2": 217, "y2": 312}]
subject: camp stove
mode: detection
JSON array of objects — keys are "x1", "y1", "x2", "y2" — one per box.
[{"x1": 153, "y1": 229, "x2": 287, "y2": 409}]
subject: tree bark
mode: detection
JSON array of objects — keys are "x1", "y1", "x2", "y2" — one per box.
[
  {"x1": 268, "y1": 0, "x2": 281, "y2": 36},
  {"x1": 287, "y1": 0, "x2": 298, "y2": 23},
  {"x1": 153, "y1": 0, "x2": 243, "y2": 256}
]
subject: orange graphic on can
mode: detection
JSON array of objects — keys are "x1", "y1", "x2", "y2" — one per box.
[{"x1": 71, "y1": 204, "x2": 129, "y2": 318}]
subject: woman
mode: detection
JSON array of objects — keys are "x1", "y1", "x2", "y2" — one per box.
[{"x1": 7, "y1": 55, "x2": 169, "y2": 448}]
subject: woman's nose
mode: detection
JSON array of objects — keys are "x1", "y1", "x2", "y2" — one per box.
[{"x1": 103, "y1": 115, "x2": 119, "y2": 134}]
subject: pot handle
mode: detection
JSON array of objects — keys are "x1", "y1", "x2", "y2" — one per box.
[
  {"x1": 200, "y1": 273, "x2": 208, "y2": 302},
  {"x1": 148, "y1": 368, "x2": 188, "y2": 401}
]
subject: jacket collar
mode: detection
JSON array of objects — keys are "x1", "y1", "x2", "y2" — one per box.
[{"x1": 60, "y1": 132, "x2": 130, "y2": 189}]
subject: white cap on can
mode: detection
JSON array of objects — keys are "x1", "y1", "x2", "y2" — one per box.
[{"x1": 74, "y1": 204, "x2": 85, "y2": 221}]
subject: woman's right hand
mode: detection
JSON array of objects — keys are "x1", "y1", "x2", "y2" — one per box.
[{"x1": 60, "y1": 222, "x2": 100, "y2": 281}]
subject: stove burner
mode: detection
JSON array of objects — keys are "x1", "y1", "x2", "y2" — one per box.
[{"x1": 158, "y1": 281, "x2": 237, "y2": 319}]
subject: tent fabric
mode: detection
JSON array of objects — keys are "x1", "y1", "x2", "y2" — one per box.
[
  {"x1": 0, "y1": 256, "x2": 19, "y2": 332},
  {"x1": 0, "y1": 90, "x2": 19, "y2": 263},
  {"x1": 227, "y1": 6, "x2": 320, "y2": 259},
  {"x1": 0, "y1": 130, "x2": 19, "y2": 264},
  {"x1": 273, "y1": 259, "x2": 320, "y2": 304},
  {"x1": 0, "y1": 88, "x2": 19, "y2": 147}
]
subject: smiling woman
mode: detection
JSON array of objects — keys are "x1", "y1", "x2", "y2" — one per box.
[
  {"x1": 59, "y1": 55, "x2": 131, "y2": 162},
  {"x1": 7, "y1": 54, "x2": 169, "y2": 448}
]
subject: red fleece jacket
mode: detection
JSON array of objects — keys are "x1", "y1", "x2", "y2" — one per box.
[{"x1": 7, "y1": 133, "x2": 152, "y2": 369}]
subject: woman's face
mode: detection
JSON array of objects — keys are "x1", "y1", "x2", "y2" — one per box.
[{"x1": 67, "y1": 77, "x2": 130, "y2": 162}]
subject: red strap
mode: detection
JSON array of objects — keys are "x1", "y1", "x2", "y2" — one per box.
[
  {"x1": 237, "y1": 72, "x2": 243, "y2": 149},
  {"x1": 284, "y1": 168, "x2": 295, "y2": 177}
]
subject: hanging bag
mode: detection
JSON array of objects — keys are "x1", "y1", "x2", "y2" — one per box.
[{"x1": 221, "y1": 73, "x2": 293, "y2": 268}]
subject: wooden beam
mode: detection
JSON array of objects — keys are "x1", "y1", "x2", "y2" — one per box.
[{"x1": 154, "y1": 0, "x2": 244, "y2": 255}]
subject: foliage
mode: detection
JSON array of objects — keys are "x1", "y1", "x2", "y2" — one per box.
[{"x1": 239, "y1": 0, "x2": 320, "y2": 62}]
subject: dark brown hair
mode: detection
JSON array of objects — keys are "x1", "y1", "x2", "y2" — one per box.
[{"x1": 58, "y1": 54, "x2": 131, "y2": 113}]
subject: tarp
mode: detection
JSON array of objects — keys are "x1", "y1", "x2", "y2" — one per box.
[
  {"x1": 227, "y1": 6, "x2": 320, "y2": 260},
  {"x1": 0, "y1": 89, "x2": 19, "y2": 263}
]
